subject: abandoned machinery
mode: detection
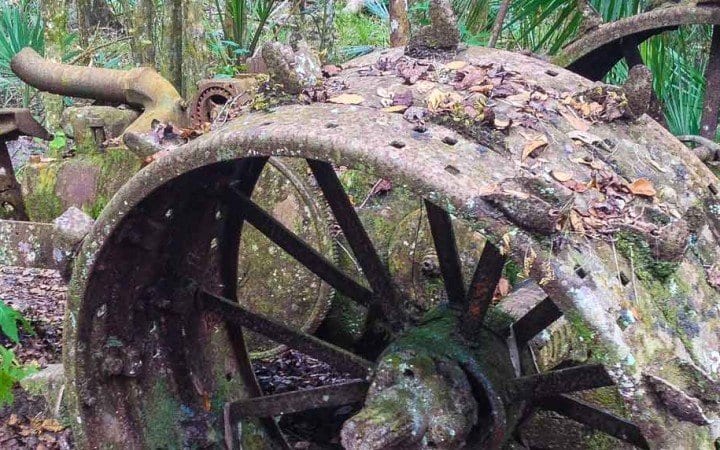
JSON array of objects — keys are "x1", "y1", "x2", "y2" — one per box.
[{"x1": 4, "y1": 3, "x2": 720, "y2": 449}]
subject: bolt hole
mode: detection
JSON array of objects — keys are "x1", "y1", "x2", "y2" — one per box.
[
  {"x1": 403, "y1": 369, "x2": 415, "y2": 378},
  {"x1": 710, "y1": 184, "x2": 718, "y2": 196},
  {"x1": 545, "y1": 69, "x2": 559, "y2": 77},
  {"x1": 442, "y1": 136, "x2": 458, "y2": 146},
  {"x1": 413, "y1": 125, "x2": 427, "y2": 133},
  {"x1": 445, "y1": 165, "x2": 460, "y2": 175},
  {"x1": 389, "y1": 140, "x2": 406, "y2": 149},
  {"x1": 574, "y1": 265, "x2": 587, "y2": 279},
  {"x1": 225, "y1": 373, "x2": 233, "y2": 381},
  {"x1": 326, "y1": 122, "x2": 339, "y2": 129},
  {"x1": 619, "y1": 271, "x2": 630, "y2": 286}
]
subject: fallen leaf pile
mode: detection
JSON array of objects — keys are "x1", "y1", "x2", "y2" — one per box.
[
  {"x1": 563, "y1": 85, "x2": 630, "y2": 122},
  {"x1": 2, "y1": 409, "x2": 72, "y2": 450},
  {"x1": 253, "y1": 349, "x2": 353, "y2": 395},
  {"x1": 0, "y1": 268, "x2": 71, "y2": 449},
  {"x1": 561, "y1": 169, "x2": 665, "y2": 238}
]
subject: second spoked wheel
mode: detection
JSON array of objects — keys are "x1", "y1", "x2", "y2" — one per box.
[{"x1": 65, "y1": 105, "x2": 647, "y2": 449}]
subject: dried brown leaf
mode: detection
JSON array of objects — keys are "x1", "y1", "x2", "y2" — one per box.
[
  {"x1": 551, "y1": 170, "x2": 573, "y2": 182},
  {"x1": 40, "y1": 419, "x2": 65, "y2": 433},
  {"x1": 560, "y1": 109, "x2": 590, "y2": 132},
  {"x1": 522, "y1": 135, "x2": 548, "y2": 160},
  {"x1": 444, "y1": 61, "x2": 468, "y2": 70},
  {"x1": 328, "y1": 93, "x2": 365, "y2": 105},
  {"x1": 383, "y1": 105, "x2": 408, "y2": 113},
  {"x1": 627, "y1": 178, "x2": 656, "y2": 197},
  {"x1": 569, "y1": 210, "x2": 585, "y2": 234}
]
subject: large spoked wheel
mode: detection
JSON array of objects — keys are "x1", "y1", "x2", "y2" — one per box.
[
  {"x1": 65, "y1": 104, "x2": 647, "y2": 449},
  {"x1": 558, "y1": 3, "x2": 720, "y2": 138}
]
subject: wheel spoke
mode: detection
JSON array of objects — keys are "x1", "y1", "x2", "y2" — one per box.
[
  {"x1": 424, "y1": 200, "x2": 466, "y2": 305},
  {"x1": 462, "y1": 241, "x2": 505, "y2": 339},
  {"x1": 512, "y1": 297, "x2": 562, "y2": 346},
  {"x1": 536, "y1": 395, "x2": 649, "y2": 449},
  {"x1": 227, "y1": 380, "x2": 369, "y2": 419},
  {"x1": 226, "y1": 185, "x2": 374, "y2": 307},
  {"x1": 216, "y1": 158, "x2": 288, "y2": 447},
  {"x1": 217, "y1": 158, "x2": 269, "y2": 394},
  {"x1": 308, "y1": 160, "x2": 395, "y2": 297},
  {"x1": 508, "y1": 364, "x2": 614, "y2": 401},
  {"x1": 621, "y1": 39, "x2": 643, "y2": 69},
  {"x1": 199, "y1": 289, "x2": 373, "y2": 377},
  {"x1": 220, "y1": 158, "x2": 268, "y2": 299}
]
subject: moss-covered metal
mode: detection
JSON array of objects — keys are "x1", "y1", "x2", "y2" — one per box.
[{"x1": 62, "y1": 46, "x2": 720, "y2": 448}]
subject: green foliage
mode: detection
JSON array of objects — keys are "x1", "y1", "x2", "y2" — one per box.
[
  {"x1": 48, "y1": 131, "x2": 68, "y2": 156},
  {"x1": 0, "y1": 0, "x2": 44, "y2": 83},
  {"x1": 499, "y1": 0, "x2": 713, "y2": 137},
  {"x1": 0, "y1": 0, "x2": 44, "y2": 106},
  {"x1": 333, "y1": 10, "x2": 388, "y2": 62},
  {"x1": 0, "y1": 300, "x2": 33, "y2": 344},
  {"x1": 0, "y1": 300, "x2": 36, "y2": 407},
  {"x1": 218, "y1": 0, "x2": 281, "y2": 61},
  {"x1": 364, "y1": 0, "x2": 389, "y2": 20}
]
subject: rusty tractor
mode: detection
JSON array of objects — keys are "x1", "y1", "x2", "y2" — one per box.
[{"x1": 2, "y1": 2, "x2": 720, "y2": 449}]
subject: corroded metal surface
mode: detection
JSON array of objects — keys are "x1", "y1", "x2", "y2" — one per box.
[
  {"x1": 64, "y1": 46, "x2": 720, "y2": 448},
  {"x1": 556, "y1": 4, "x2": 720, "y2": 80},
  {"x1": 189, "y1": 77, "x2": 261, "y2": 126},
  {"x1": 0, "y1": 109, "x2": 51, "y2": 220},
  {"x1": 11, "y1": 48, "x2": 186, "y2": 133}
]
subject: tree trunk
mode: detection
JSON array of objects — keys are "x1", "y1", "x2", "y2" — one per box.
[
  {"x1": 40, "y1": 0, "x2": 68, "y2": 130},
  {"x1": 701, "y1": 25, "x2": 720, "y2": 140},
  {"x1": 390, "y1": 0, "x2": 410, "y2": 47},
  {"x1": 156, "y1": 0, "x2": 183, "y2": 92},
  {"x1": 182, "y1": 0, "x2": 210, "y2": 98},
  {"x1": 75, "y1": 0, "x2": 117, "y2": 47},
  {"x1": 488, "y1": 0, "x2": 512, "y2": 48},
  {"x1": 128, "y1": 0, "x2": 156, "y2": 66}
]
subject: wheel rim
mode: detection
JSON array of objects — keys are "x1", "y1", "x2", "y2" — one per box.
[{"x1": 65, "y1": 111, "x2": 648, "y2": 447}]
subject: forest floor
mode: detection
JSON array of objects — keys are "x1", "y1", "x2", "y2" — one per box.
[
  {"x1": 0, "y1": 266, "x2": 71, "y2": 450},
  {"x1": 0, "y1": 265, "x2": 352, "y2": 449}
]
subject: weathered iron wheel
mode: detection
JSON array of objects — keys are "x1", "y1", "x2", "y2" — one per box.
[
  {"x1": 64, "y1": 101, "x2": 649, "y2": 449},
  {"x1": 64, "y1": 45, "x2": 720, "y2": 449},
  {"x1": 556, "y1": 2, "x2": 720, "y2": 138}
]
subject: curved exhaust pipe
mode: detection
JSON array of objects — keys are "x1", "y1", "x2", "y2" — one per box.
[{"x1": 11, "y1": 48, "x2": 187, "y2": 133}]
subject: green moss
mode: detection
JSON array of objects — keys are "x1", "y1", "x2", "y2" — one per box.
[
  {"x1": 83, "y1": 194, "x2": 108, "y2": 219},
  {"x1": 616, "y1": 231, "x2": 679, "y2": 281},
  {"x1": 18, "y1": 148, "x2": 141, "y2": 222},
  {"x1": 585, "y1": 432, "x2": 618, "y2": 450},
  {"x1": 583, "y1": 386, "x2": 628, "y2": 417},
  {"x1": 20, "y1": 164, "x2": 63, "y2": 222},
  {"x1": 390, "y1": 307, "x2": 472, "y2": 364},
  {"x1": 643, "y1": 274, "x2": 695, "y2": 353},
  {"x1": 142, "y1": 380, "x2": 183, "y2": 449},
  {"x1": 503, "y1": 259, "x2": 523, "y2": 286},
  {"x1": 565, "y1": 309, "x2": 596, "y2": 344}
]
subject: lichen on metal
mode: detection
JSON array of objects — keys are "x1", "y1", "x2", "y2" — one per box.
[
  {"x1": 0, "y1": 108, "x2": 51, "y2": 220},
  {"x1": 11, "y1": 47, "x2": 187, "y2": 134},
  {"x1": 27, "y1": 40, "x2": 720, "y2": 450}
]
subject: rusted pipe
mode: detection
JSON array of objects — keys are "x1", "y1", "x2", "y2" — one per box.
[{"x1": 11, "y1": 48, "x2": 187, "y2": 133}]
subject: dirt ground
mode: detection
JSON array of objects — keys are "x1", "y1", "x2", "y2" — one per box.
[{"x1": 0, "y1": 266, "x2": 71, "y2": 449}]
